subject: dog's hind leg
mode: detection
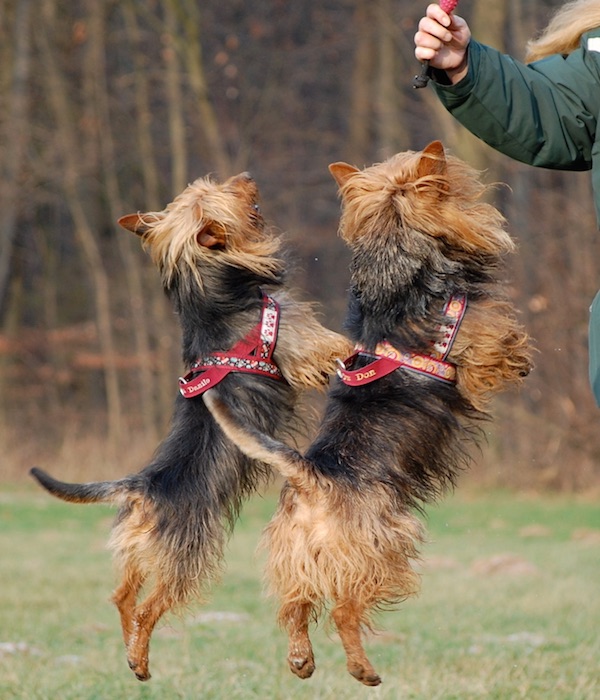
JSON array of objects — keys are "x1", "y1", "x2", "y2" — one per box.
[
  {"x1": 111, "y1": 563, "x2": 146, "y2": 649},
  {"x1": 331, "y1": 600, "x2": 381, "y2": 687},
  {"x1": 280, "y1": 601, "x2": 316, "y2": 679},
  {"x1": 126, "y1": 583, "x2": 171, "y2": 681}
]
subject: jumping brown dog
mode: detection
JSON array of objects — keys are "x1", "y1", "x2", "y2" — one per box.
[
  {"x1": 30, "y1": 172, "x2": 351, "y2": 681},
  {"x1": 203, "y1": 142, "x2": 533, "y2": 686}
]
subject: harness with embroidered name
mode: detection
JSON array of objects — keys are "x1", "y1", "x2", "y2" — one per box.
[
  {"x1": 337, "y1": 294, "x2": 467, "y2": 386},
  {"x1": 178, "y1": 293, "x2": 284, "y2": 398}
]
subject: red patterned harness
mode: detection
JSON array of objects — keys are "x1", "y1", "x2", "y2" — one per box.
[
  {"x1": 337, "y1": 294, "x2": 467, "y2": 387},
  {"x1": 178, "y1": 294, "x2": 284, "y2": 398}
]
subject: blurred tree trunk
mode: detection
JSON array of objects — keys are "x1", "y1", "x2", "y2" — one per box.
[
  {"x1": 0, "y1": 0, "x2": 32, "y2": 315},
  {"x1": 166, "y1": 0, "x2": 232, "y2": 178},
  {"x1": 349, "y1": 0, "x2": 375, "y2": 165},
  {"x1": 37, "y1": 0, "x2": 123, "y2": 447},
  {"x1": 0, "y1": 0, "x2": 32, "y2": 429},
  {"x1": 163, "y1": 0, "x2": 189, "y2": 195},
  {"x1": 122, "y1": 3, "x2": 162, "y2": 211},
  {"x1": 375, "y1": 0, "x2": 406, "y2": 158},
  {"x1": 350, "y1": 0, "x2": 408, "y2": 163},
  {"x1": 123, "y1": 1, "x2": 178, "y2": 433},
  {"x1": 86, "y1": 1, "x2": 158, "y2": 442}
]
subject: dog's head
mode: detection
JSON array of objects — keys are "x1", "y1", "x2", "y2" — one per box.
[
  {"x1": 118, "y1": 173, "x2": 283, "y2": 290},
  {"x1": 329, "y1": 141, "x2": 513, "y2": 259}
]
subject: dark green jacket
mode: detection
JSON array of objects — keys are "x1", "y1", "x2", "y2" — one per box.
[{"x1": 431, "y1": 33, "x2": 600, "y2": 405}]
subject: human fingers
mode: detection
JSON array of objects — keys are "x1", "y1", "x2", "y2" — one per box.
[
  {"x1": 414, "y1": 17, "x2": 452, "y2": 62},
  {"x1": 425, "y1": 3, "x2": 453, "y2": 27},
  {"x1": 416, "y1": 15, "x2": 453, "y2": 44},
  {"x1": 414, "y1": 18, "x2": 453, "y2": 56}
]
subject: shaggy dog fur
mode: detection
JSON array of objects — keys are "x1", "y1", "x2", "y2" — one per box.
[
  {"x1": 203, "y1": 142, "x2": 533, "y2": 686},
  {"x1": 30, "y1": 172, "x2": 351, "y2": 681}
]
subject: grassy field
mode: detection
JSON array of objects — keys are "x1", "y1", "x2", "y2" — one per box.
[{"x1": 1, "y1": 484, "x2": 599, "y2": 700}]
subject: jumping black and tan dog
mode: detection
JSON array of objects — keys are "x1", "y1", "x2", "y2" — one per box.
[
  {"x1": 203, "y1": 143, "x2": 533, "y2": 686},
  {"x1": 30, "y1": 172, "x2": 351, "y2": 681}
]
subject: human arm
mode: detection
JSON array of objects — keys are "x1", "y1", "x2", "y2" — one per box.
[
  {"x1": 432, "y1": 38, "x2": 600, "y2": 172},
  {"x1": 415, "y1": 5, "x2": 600, "y2": 171}
]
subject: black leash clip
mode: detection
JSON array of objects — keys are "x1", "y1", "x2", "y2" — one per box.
[{"x1": 413, "y1": 61, "x2": 430, "y2": 89}]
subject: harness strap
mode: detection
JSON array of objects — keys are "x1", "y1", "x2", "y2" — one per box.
[
  {"x1": 337, "y1": 293, "x2": 467, "y2": 387},
  {"x1": 178, "y1": 294, "x2": 284, "y2": 398}
]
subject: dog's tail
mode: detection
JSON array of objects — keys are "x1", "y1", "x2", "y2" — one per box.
[
  {"x1": 203, "y1": 390, "x2": 313, "y2": 490},
  {"x1": 29, "y1": 467, "x2": 130, "y2": 505}
]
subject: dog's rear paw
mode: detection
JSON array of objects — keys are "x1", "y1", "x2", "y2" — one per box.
[
  {"x1": 348, "y1": 663, "x2": 381, "y2": 686},
  {"x1": 128, "y1": 659, "x2": 151, "y2": 682},
  {"x1": 288, "y1": 654, "x2": 315, "y2": 679}
]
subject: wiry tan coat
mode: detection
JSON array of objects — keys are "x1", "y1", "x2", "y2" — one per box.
[
  {"x1": 30, "y1": 172, "x2": 350, "y2": 682},
  {"x1": 204, "y1": 142, "x2": 532, "y2": 686}
]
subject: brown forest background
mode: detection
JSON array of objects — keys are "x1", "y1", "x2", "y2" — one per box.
[{"x1": 1, "y1": 0, "x2": 599, "y2": 489}]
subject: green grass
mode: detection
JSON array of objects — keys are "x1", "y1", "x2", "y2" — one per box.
[{"x1": 1, "y1": 486, "x2": 599, "y2": 699}]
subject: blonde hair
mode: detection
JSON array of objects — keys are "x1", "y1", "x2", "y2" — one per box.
[{"x1": 526, "y1": 0, "x2": 600, "y2": 62}]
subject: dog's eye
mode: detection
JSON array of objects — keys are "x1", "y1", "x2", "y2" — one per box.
[{"x1": 252, "y1": 203, "x2": 261, "y2": 214}]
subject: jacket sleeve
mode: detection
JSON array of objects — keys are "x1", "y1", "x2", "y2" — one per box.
[{"x1": 432, "y1": 38, "x2": 600, "y2": 172}]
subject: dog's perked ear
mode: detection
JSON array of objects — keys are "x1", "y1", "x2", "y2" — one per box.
[
  {"x1": 225, "y1": 172, "x2": 259, "y2": 201},
  {"x1": 416, "y1": 140, "x2": 448, "y2": 181},
  {"x1": 118, "y1": 213, "x2": 151, "y2": 237},
  {"x1": 328, "y1": 162, "x2": 360, "y2": 188},
  {"x1": 227, "y1": 171, "x2": 253, "y2": 188}
]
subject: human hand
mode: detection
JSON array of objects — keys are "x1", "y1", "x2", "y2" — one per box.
[{"x1": 414, "y1": 3, "x2": 471, "y2": 83}]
